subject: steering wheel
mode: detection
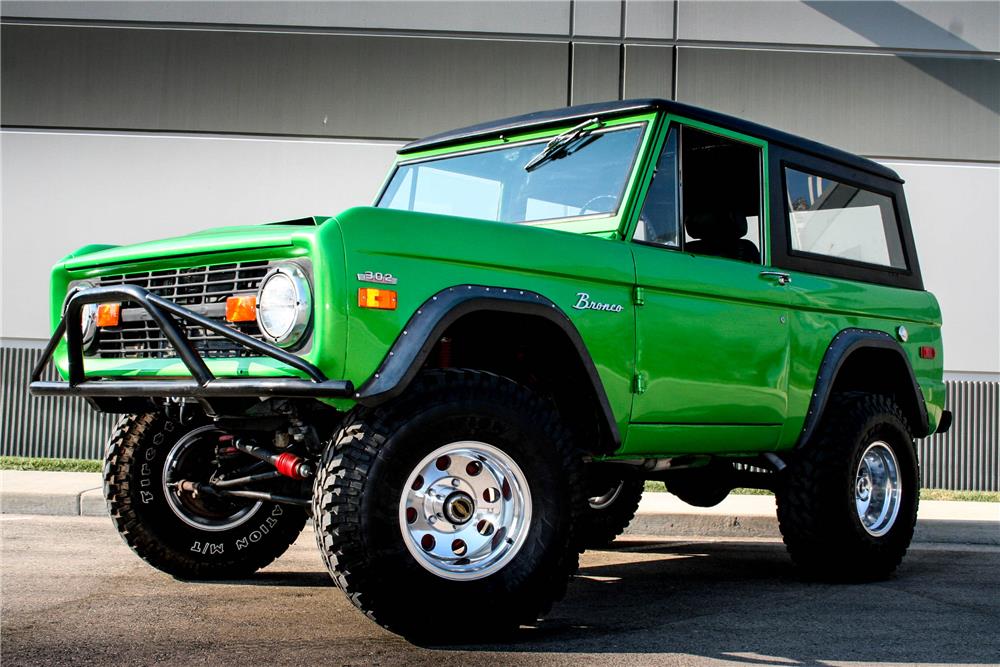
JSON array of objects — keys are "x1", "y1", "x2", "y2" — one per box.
[{"x1": 579, "y1": 194, "x2": 618, "y2": 214}]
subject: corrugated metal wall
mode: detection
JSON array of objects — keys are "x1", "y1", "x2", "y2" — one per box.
[
  {"x1": 2, "y1": 345, "x2": 997, "y2": 490},
  {"x1": 1, "y1": 346, "x2": 116, "y2": 460},
  {"x1": 918, "y1": 381, "x2": 999, "y2": 492}
]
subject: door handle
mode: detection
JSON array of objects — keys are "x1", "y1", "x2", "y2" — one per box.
[{"x1": 760, "y1": 271, "x2": 791, "y2": 286}]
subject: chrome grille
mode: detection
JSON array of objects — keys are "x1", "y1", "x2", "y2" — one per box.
[{"x1": 94, "y1": 261, "x2": 270, "y2": 359}]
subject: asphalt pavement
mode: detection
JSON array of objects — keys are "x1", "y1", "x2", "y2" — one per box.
[{"x1": 2, "y1": 514, "x2": 999, "y2": 666}]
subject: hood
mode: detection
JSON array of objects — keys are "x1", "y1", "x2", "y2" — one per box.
[
  {"x1": 59, "y1": 217, "x2": 333, "y2": 270},
  {"x1": 333, "y1": 207, "x2": 634, "y2": 285}
]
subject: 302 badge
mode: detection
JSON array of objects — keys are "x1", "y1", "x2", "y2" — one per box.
[{"x1": 356, "y1": 270, "x2": 398, "y2": 285}]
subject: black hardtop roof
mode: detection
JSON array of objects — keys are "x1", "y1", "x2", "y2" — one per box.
[{"x1": 399, "y1": 98, "x2": 901, "y2": 182}]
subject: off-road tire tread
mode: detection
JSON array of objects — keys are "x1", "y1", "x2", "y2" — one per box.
[
  {"x1": 105, "y1": 413, "x2": 306, "y2": 579},
  {"x1": 312, "y1": 369, "x2": 585, "y2": 638},
  {"x1": 776, "y1": 391, "x2": 919, "y2": 581}
]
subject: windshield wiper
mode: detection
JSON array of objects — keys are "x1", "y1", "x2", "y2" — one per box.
[{"x1": 524, "y1": 117, "x2": 603, "y2": 172}]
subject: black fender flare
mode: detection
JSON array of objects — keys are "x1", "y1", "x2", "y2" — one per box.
[
  {"x1": 797, "y1": 328, "x2": 930, "y2": 447},
  {"x1": 354, "y1": 284, "x2": 621, "y2": 446}
]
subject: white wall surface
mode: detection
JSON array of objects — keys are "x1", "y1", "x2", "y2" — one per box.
[
  {"x1": 881, "y1": 159, "x2": 1000, "y2": 376},
  {"x1": 0, "y1": 129, "x2": 400, "y2": 338},
  {"x1": 2, "y1": 131, "x2": 997, "y2": 377}
]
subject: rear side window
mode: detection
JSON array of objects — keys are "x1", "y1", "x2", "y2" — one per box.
[{"x1": 785, "y1": 167, "x2": 906, "y2": 269}]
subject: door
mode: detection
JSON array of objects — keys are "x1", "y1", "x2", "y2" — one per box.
[{"x1": 625, "y1": 122, "x2": 791, "y2": 456}]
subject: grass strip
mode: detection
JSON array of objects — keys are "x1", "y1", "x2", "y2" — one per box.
[{"x1": 0, "y1": 456, "x2": 102, "y2": 473}]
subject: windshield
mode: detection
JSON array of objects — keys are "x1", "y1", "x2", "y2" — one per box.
[{"x1": 377, "y1": 124, "x2": 644, "y2": 224}]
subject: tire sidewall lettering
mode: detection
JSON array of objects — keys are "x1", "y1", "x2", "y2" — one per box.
[
  {"x1": 235, "y1": 505, "x2": 285, "y2": 551},
  {"x1": 127, "y1": 417, "x2": 297, "y2": 559}
]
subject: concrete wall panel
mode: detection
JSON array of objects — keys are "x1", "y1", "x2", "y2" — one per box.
[
  {"x1": 573, "y1": 0, "x2": 621, "y2": 38},
  {"x1": 624, "y1": 45, "x2": 673, "y2": 99},
  {"x1": 1, "y1": 24, "x2": 569, "y2": 140},
  {"x1": 572, "y1": 43, "x2": 620, "y2": 104},
  {"x1": 676, "y1": 47, "x2": 1000, "y2": 161},
  {"x1": 1, "y1": 1, "x2": 572, "y2": 36},
  {"x1": 0, "y1": 130, "x2": 400, "y2": 338},
  {"x1": 625, "y1": 0, "x2": 675, "y2": 40},
  {"x1": 678, "y1": 1, "x2": 1000, "y2": 53}
]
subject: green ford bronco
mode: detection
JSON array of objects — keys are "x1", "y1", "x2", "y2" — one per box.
[{"x1": 32, "y1": 99, "x2": 952, "y2": 639}]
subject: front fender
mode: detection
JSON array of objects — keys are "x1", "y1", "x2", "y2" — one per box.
[{"x1": 355, "y1": 284, "x2": 621, "y2": 447}]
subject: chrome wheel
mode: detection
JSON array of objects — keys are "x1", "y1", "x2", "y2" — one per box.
[
  {"x1": 855, "y1": 441, "x2": 902, "y2": 537},
  {"x1": 588, "y1": 480, "x2": 624, "y2": 510},
  {"x1": 399, "y1": 441, "x2": 532, "y2": 581},
  {"x1": 163, "y1": 425, "x2": 262, "y2": 532}
]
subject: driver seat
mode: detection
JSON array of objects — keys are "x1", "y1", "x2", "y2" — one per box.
[{"x1": 684, "y1": 210, "x2": 760, "y2": 264}]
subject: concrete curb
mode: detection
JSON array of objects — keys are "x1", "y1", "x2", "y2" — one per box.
[
  {"x1": 624, "y1": 510, "x2": 1000, "y2": 546},
  {"x1": 627, "y1": 491, "x2": 1000, "y2": 545},
  {"x1": 3, "y1": 470, "x2": 998, "y2": 545},
  {"x1": 0, "y1": 471, "x2": 106, "y2": 517}
]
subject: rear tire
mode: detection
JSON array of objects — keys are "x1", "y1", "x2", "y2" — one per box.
[
  {"x1": 312, "y1": 370, "x2": 584, "y2": 640},
  {"x1": 104, "y1": 413, "x2": 307, "y2": 579},
  {"x1": 577, "y1": 474, "x2": 643, "y2": 548},
  {"x1": 776, "y1": 392, "x2": 919, "y2": 581}
]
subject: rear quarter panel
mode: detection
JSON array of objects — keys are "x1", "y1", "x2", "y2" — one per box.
[{"x1": 781, "y1": 272, "x2": 945, "y2": 447}]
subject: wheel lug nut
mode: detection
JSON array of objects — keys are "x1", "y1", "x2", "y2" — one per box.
[{"x1": 451, "y1": 479, "x2": 461, "y2": 487}]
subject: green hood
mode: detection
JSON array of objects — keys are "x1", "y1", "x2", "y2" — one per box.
[{"x1": 59, "y1": 217, "x2": 333, "y2": 271}]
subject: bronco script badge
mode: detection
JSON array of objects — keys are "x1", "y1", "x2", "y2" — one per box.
[{"x1": 573, "y1": 292, "x2": 624, "y2": 313}]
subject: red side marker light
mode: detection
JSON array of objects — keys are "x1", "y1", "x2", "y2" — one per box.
[
  {"x1": 919, "y1": 346, "x2": 936, "y2": 360},
  {"x1": 96, "y1": 303, "x2": 121, "y2": 327},
  {"x1": 358, "y1": 288, "x2": 397, "y2": 310},
  {"x1": 226, "y1": 295, "x2": 257, "y2": 322}
]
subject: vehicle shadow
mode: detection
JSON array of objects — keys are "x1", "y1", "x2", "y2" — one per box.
[
  {"x1": 183, "y1": 571, "x2": 334, "y2": 587},
  {"x1": 420, "y1": 538, "x2": 998, "y2": 665}
]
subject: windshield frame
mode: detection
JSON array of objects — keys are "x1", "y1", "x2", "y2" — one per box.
[{"x1": 373, "y1": 113, "x2": 658, "y2": 234}]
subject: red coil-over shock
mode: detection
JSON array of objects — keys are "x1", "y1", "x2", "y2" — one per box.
[
  {"x1": 223, "y1": 435, "x2": 313, "y2": 480},
  {"x1": 274, "y1": 452, "x2": 309, "y2": 480},
  {"x1": 437, "y1": 336, "x2": 453, "y2": 368}
]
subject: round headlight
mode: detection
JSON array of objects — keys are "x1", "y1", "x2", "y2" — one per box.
[
  {"x1": 65, "y1": 282, "x2": 98, "y2": 348},
  {"x1": 256, "y1": 263, "x2": 311, "y2": 348},
  {"x1": 81, "y1": 303, "x2": 98, "y2": 345}
]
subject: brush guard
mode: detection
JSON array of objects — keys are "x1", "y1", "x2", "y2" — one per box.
[{"x1": 29, "y1": 284, "x2": 353, "y2": 413}]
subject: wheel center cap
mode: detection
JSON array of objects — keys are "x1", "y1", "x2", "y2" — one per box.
[
  {"x1": 443, "y1": 491, "x2": 475, "y2": 525},
  {"x1": 857, "y1": 475, "x2": 871, "y2": 500}
]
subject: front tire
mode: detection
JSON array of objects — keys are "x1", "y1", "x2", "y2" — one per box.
[
  {"x1": 312, "y1": 370, "x2": 584, "y2": 640},
  {"x1": 776, "y1": 392, "x2": 919, "y2": 581},
  {"x1": 104, "y1": 413, "x2": 307, "y2": 579}
]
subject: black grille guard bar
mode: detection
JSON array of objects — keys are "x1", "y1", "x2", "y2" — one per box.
[{"x1": 29, "y1": 284, "x2": 354, "y2": 399}]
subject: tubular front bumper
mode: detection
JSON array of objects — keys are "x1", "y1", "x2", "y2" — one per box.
[{"x1": 28, "y1": 285, "x2": 353, "y2": 407}]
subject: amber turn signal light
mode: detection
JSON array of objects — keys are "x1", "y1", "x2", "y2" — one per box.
[
  {"x1": 96, "y1": 303, "x2": 121, "y2": 328},
  {"x1": 226, "y1": 295, "x2": 258, "y2": 322},
  {"x1": 358, "y1": 288, "x2": 397, "y2": 310}
]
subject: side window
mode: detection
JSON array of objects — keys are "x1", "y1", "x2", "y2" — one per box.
[
  {"x1": 680, "y1": 127, "x2": 762, "y2": 264},
  {"x1": 633, "y1": 127, "x2": 679, "y2": 247},
  {"x1": 785, "y1": 167, "x2": 907, "y2": 269}
]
